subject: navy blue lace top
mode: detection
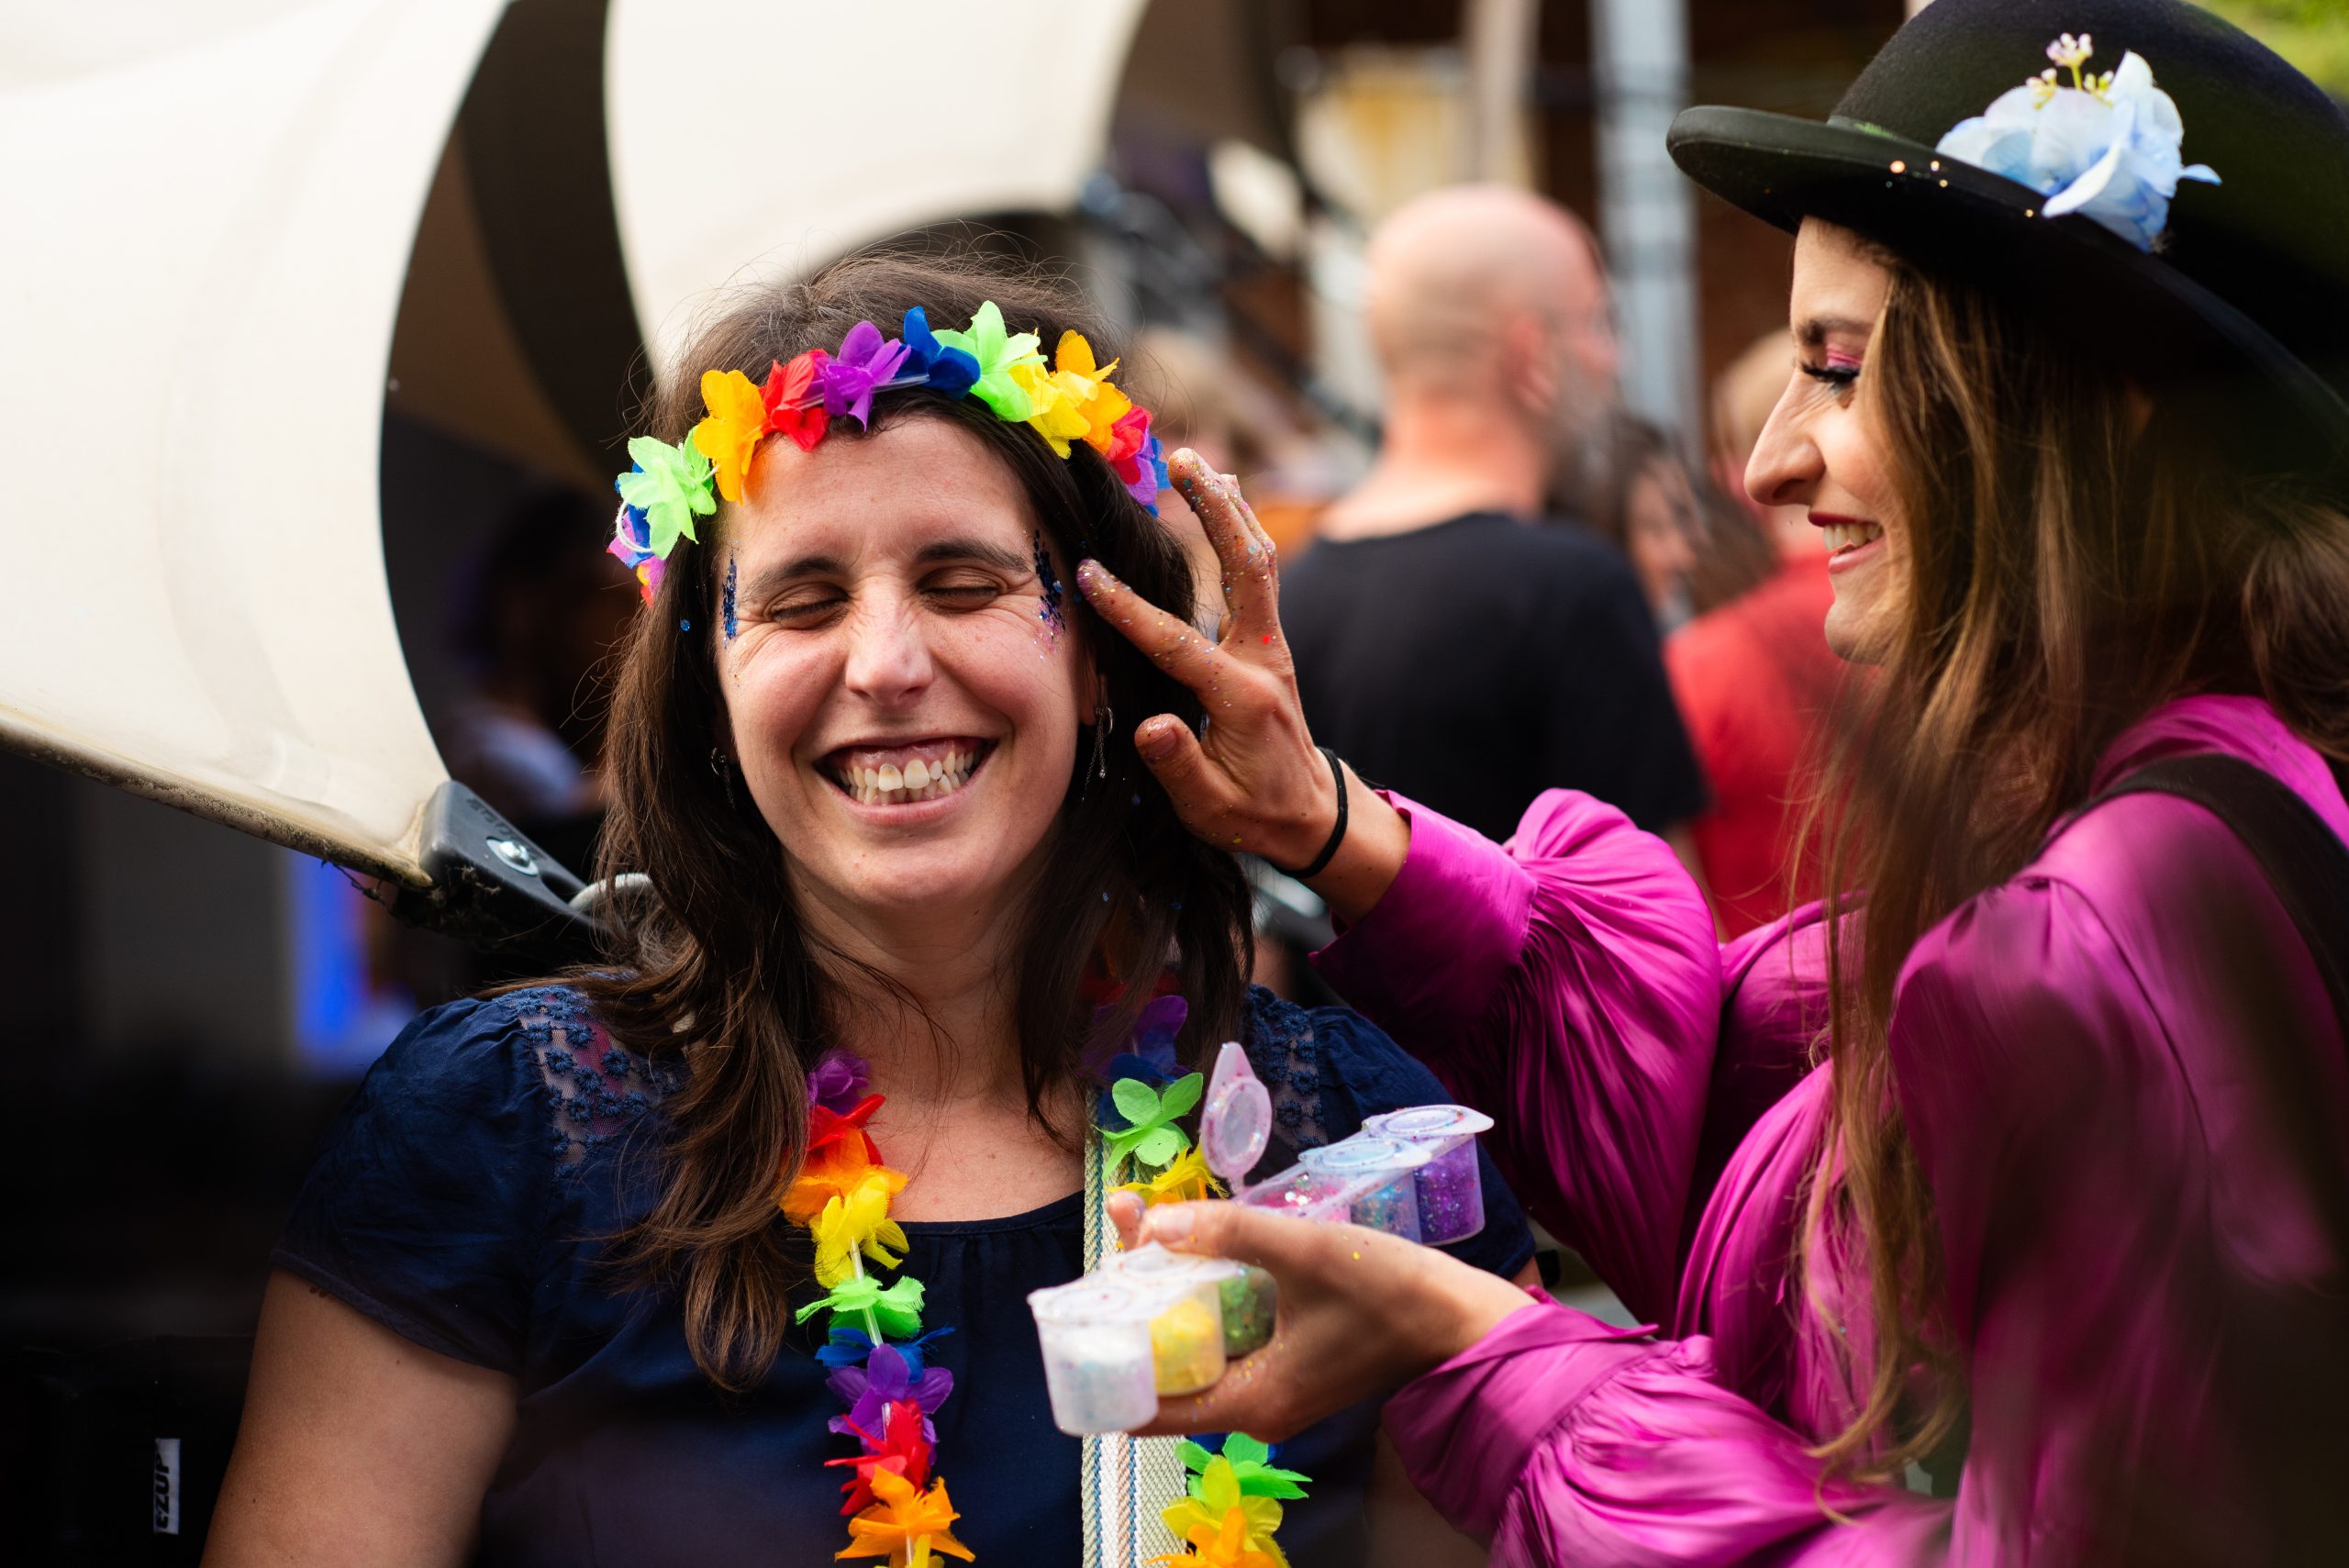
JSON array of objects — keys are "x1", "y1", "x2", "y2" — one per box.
[{"x1": 273, "y1": 984, "x2": 1533, "y2": 1567}]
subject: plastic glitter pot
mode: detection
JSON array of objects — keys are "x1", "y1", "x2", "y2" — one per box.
[
  {"x1": 1232, "y1": 1163, "x2": 1355, "y2": 1224},
  {"x1": 1145, "y1": 1286, "x2": 1228, "y2": 1395},
  {"x1": 1029, "y1": 1280, "x2": 1161, "y2": 1435},
  {"x1": 1361, "y1": 1105, "x2": 1496, "y2": 1243},
  {"x1": 1218, "y1": 1264, "x2": 1278, "y2": 1356},
  {"x1": 1298, "y1": 1135, "x2": 1433, "y2": 1241},
  {"x1": 1109, "y1": 1243, "x2": 1274, "y2": 1358}
]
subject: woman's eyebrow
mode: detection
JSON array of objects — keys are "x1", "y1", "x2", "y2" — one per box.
[
  {"x1": 1794, "y1": 315, "x2": 1874, "y2": 348},
  {"x1": 741, "y1": 553, "x2": 845, "y2": 599},
  {"x1": 914, "y1": 538, "x2": 1030, "y2": 573}
]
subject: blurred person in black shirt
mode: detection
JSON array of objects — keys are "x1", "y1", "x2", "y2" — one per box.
[{"x1": 1280, "y1": 185, "x2": 1706, "y2": 848}]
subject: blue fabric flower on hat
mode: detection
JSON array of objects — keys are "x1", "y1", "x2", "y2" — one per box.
[{"x1": 1935, "y1": 35, "x2": 2218, "y2": 252}]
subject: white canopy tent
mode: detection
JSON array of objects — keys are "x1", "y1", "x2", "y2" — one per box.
[
  {"x1": 607, "y1": 0, "x2": 1149, "y2": 373},
  {"x1": 3, "y1": 0, "x2": 1144, "y2": 914}
]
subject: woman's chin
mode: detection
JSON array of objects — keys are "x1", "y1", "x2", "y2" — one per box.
[{"x1": 1821, "y1": 582, "x2": 1898, "y2": 665}]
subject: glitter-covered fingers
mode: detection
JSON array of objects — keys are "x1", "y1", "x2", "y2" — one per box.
[{"x1": 1168, "y1": 449, "x2": 1282, "y2": 654}]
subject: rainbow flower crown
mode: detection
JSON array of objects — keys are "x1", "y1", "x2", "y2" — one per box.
[{"x1": 608, "y1": 301, "x2": 1170, "y2": 602}]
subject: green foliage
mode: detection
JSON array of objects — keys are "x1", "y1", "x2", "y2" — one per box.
[{"x1": 2195, "y1": 0, "x2": 2349, "y2": 98}]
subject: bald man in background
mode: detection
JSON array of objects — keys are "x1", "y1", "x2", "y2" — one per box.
[{"x1": 1280, "y1": 185, "x2": 1707, "y2": 850}]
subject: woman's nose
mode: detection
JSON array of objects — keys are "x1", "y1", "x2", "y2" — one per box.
[
  {"x1": 841, "y1": 600, "x2": 934, "y2": 705},
  {"x1": 1743, "y1": 386, "x2": 1818, "y2": 512}
]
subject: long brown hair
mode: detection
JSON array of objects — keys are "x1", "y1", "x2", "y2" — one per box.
[
  {"x1": 1804, "y1": 246, "x2": 2349, "y2": 1478},
  {"x1": 567, "y1": 253, "x2": 1252, "y2": 1390}
]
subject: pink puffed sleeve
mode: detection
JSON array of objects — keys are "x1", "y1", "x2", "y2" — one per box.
[
  {"x1": 1311, "y1": 791, "x2": 1723, "y2": 1321},
  {"x1": 1386, "y1": 1298, "x2": 1950, "y2": 1567},
  {"x1": 1890, "y1": 794, "x2": 2349, "y2": 1564}
]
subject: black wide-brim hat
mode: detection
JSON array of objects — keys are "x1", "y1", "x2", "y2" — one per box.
[{"x1": 1668, "y1": 0, "x2": 2349, "y2": 496}]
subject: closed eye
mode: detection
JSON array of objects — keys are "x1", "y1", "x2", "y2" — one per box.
[
  {"x1": 1800, "y1": 361, "x2": 1859, "y2": 390},
  {"x1": 921, "y1": 571, "x2": 1009, "y2": 608},
  {"x1": 767, "y1": 588, "x2": 849, "y2": 624}
]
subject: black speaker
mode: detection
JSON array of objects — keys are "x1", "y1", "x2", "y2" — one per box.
[{"x1": 4, "y1": 1338, "x2": 253, "y2": 1565}]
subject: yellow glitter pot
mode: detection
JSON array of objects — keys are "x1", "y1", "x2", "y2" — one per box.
[
  {"x1": 1107, "y1": 1243, "x2": 1276, "y2": 1358},
  {"x1": 1141, "y1": 1281, "x2": 1228, "y2": 1395}
]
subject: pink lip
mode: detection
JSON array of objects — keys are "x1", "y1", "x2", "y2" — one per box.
[
  {"x1": 1823, "y1": 534, "x2": 1885, "y2": 575},
  {"x1": 831, "y1": 784, "x2": 979, "y2": 826}
]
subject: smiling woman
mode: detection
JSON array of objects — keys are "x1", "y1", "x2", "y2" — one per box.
[
  {"x1": 203, "y1": 254, "x2": 1536, "y2": 1568},
  {"x1": 720, "y1": 418, "x2": 1093, "y2": 919}
]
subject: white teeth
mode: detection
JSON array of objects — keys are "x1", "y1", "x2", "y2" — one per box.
[
  {"x1": 832, "y1": 746, "x2": 985, "y2": 806},
  {"x1": 1822, "y1": 522, "x2": 1884, "y2": 554}
]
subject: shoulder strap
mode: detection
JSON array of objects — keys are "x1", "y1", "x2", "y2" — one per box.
[{"x1": 2085, "y1": 752, "x2": 2349, "y2": 1040}]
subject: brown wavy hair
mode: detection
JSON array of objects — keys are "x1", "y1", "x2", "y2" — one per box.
[
  {"x1": 1802, "y1": 244, "x2": 2349, "y2": 1480},
  {"x1": 566, "y1": 253, "x2": 1252, "y2": 1389}
]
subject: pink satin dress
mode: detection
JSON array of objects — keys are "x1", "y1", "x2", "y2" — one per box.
[{"x1": 1316, "y1": 695, "x2": 2349, "y2": 1564}]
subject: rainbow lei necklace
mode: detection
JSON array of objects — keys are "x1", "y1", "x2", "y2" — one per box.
[
  {"x1": 784, "y1": 1050, "x2": 967, "y2": 1566},
  {"x1": 783, "y1": 1000, "x2": 1311, "y2": 1568}
]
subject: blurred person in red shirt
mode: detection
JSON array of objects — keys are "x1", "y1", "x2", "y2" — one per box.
[{"x1": 1664, "y1": 332, "x2": 1845, "y2": 935}]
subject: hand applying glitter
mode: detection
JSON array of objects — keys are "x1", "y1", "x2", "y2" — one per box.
[
  {"x1": 1100, "y1": 1191, "x2": 1538, "y2": 1441},
  {"x1": 1074, "y1": 450, "x2": 1411, "y2": 922}
]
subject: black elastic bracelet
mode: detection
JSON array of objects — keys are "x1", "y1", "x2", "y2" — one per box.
[{"x1": 1271, "y1": 747, "x2": 1348, "y2": 881}]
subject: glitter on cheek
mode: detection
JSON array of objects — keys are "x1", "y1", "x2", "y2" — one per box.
[
  {"x1": 1032, "y1": 530, "x2": 1065, "y2": 653},
  {"x1": 722, "y1": 553, "x2": 739, "y2": 641}
]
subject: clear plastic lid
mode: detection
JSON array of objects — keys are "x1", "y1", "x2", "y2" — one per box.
[
  {"x1": 1362, "y1": 1105, "x2": 1495, "y2": 1141},
  {"x1": 1198, "y1": 1039, "x2": 1272, "y2": 1183},
  {"x1": 1111, "y1": 1241, "x2": 1242, "y2": 1282},
  {"x1": 1030, "y1": 1278, "x2": 1161, "y2": 1326},
  {"x1": 1297, "y1": 1134, "x2": 1433, "y2": 1177}
]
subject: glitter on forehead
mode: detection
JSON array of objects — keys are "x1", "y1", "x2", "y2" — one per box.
[{"x1": 722, "y1": 553, "x2": 739, "y2": 641}]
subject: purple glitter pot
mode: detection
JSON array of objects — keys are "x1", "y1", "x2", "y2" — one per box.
[
  {"x1": 1297, "y1": 1135, "x2": 1433, "y2": 1242},
  {"x1": 1361, "y1": 1105, "x2": 1496, "y2": 1244}
]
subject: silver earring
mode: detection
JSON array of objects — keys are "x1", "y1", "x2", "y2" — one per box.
[{"x1": 1092, "y1": 699, "x2": 1113, "y2": 781}]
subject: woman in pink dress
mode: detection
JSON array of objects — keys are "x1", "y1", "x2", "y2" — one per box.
[{"x1": 1076, "y1": 0, "x2": 2349, "y2": 1561}]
